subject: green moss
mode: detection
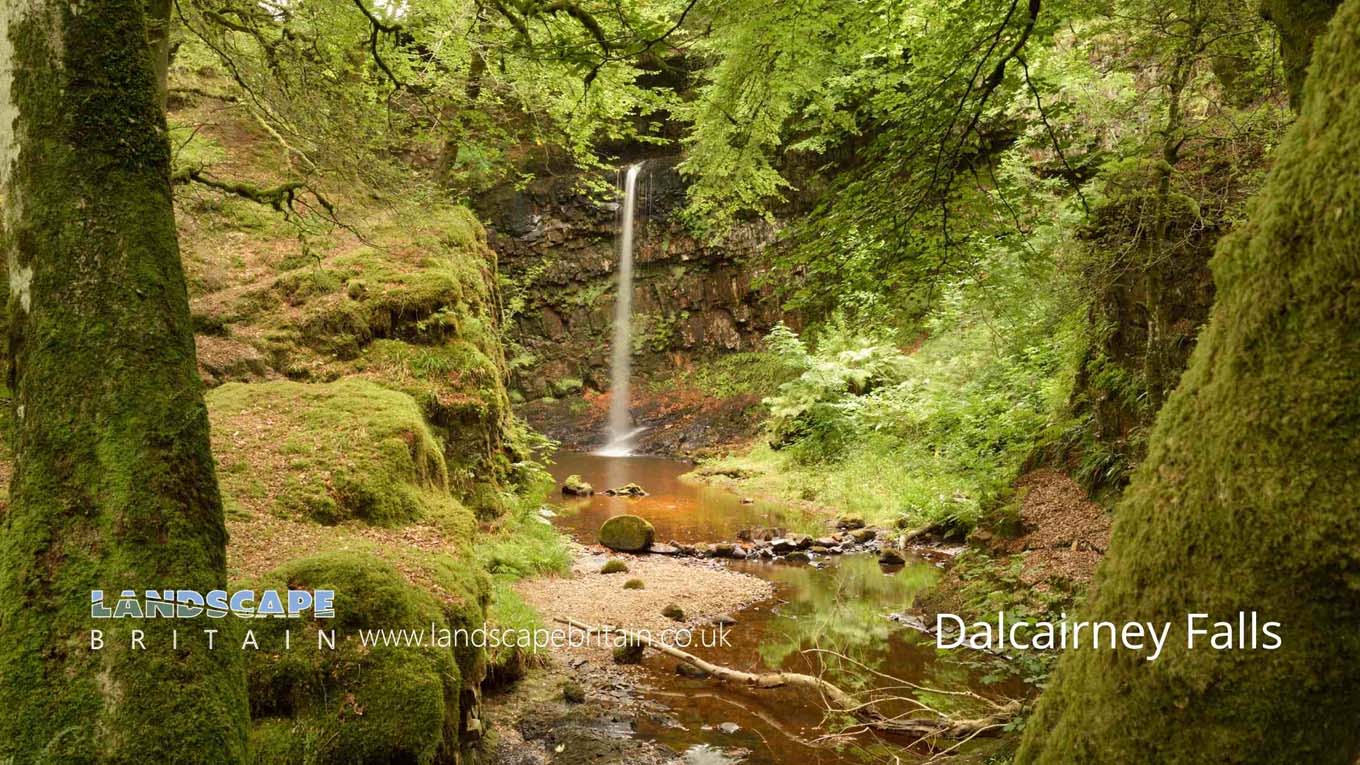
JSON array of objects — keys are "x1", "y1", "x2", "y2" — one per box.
[
  {"x1": 474, "y1": 499, "x2": 568, "y2": 685},
  {"x1": 0, "y1": 1, "x2": 248, "y2": 760},
  {"x1": 168, "y1": 117, "x2": 227, "y2": 168},
  {"x1": 600, "y1": 559, "x2": 629, "y2": 574},
  {"x1": 599, "y1": 515, "x2": 656, "y2": 552},
  {"x1": 208, "y1": 379, "x2": 473, "y2": 534},
  {"x1": 1017, "y1": 8, "x2": 1360, "y2": 761},
  {"x1": 241, "y1": 551, "x2": 487, "y2": 765},
  {"x1": 623, "y1": 579, "x2": 645, "y2": 590},
  {"x1": 550, "y1": 377, "x2": 584, "y2": 397}
]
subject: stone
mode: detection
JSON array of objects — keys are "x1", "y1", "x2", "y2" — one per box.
[
  {"x1": 836, "y1": 515, "x2": 866, "y2": 530},
  {"x1": 649, "y1": 543, "x2": 681, "y2": 556},
  {"x1": 604, "y1": 482, "x2": 649, "y2": 497},
  {"x1": 790, "y1": 534, "x2": 814, "y2": 550},
  {"x1": 878, "y1": 548, "x2": 906, "y2": 565},
  {"x1": 562, "y1": 681, "x2": 586, "y2": 704},
  {"x1": 708, "y1": 543, "x2": 736, "y2": 558},
  {"x1": 814, "y1": 537, "x2": 839, "y2": 548},
  {"x1": 676, "y1": 663, "x2": 709, "y2": 679},
  {"x1": 600, "y1": 559, "x2": 629, "y2": 574},
  {"x1": 711, "y1": 613, "x2": 738, "y2": 626},
  {"x1": 730, "y1": 546, "x2": 749, "y2": 560},
  {"x1": 850, "y1": 528, "x2": 877, "y2": 543},
  {"x1": 770, "y1": 538, "x2": 798, "y2": 553},
  {"x1": 613, "y1": 642, "x2": 644, "y2": 664},
  {"x1": 785, "y1": 551, "x2": 811, "y2": 563},
  {"x1": 599, "y1": 515, "x2": 655, "y2": 552},
  {"x1": 810, "y1": 546, "x2": 830, "y2": 555},
  {"x1": 661, "y1": 604, "x2": 686, "y2": 621},
  {"x1": 562, "y1": 474, "x2": 594, "y2": 496},
  {"x1": 718, "y1": 722, "x2": 741, "y2": 735},
  {"x1": 623, "y1": 578, "x2": 645, "y2": 590}
]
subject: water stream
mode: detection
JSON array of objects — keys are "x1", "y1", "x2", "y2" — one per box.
[
  {"x1": 548, "y1": 452, "x2": 1008, "y2": 764},
  {"x1": 600, "y1": 162, "x2": 645, "y2": 457}
]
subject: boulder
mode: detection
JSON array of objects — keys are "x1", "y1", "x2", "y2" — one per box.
[
  {"x1": 562, "y1": 474, "x2": 594, "y2": 496},
  {"x1": 836, "y1": 515, "x2": 866, "y2": 530},
  {"x1": 661, "y1": 604, "x2": 686, "y2": 621},
  {"x1": 707, "y1": 543, "x2": 736, "y2": 558},
  {"x1": 613, "y1": 642, "x2": 644, "y2": 664},
  {"x1": 785, "y1": 551, "x2": 811, "y2": 563},
  {"x1": 850, "y1": 528, "x2": 877, "y2": 543},
  {"x1": 604, "y1": 482, "x2": 649, "y2": 497},
  {"x1": 599, "y1": 515, "x2": 655, "y2": 552},
  {"x1": 878, "y1": 548, "x2": 906, "y2": 565},
  {"x1": 676, "y1": 663, "x2": 710, "y2": 679}
]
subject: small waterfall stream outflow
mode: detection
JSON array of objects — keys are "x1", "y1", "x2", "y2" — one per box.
[{"x1": 599, "y1": 162, "x2": 644, "y2": 457}]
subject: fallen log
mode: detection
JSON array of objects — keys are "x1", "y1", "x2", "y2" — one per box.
[{"x1": 553, "y1": 616, "x2": 1020, "y2": 739}]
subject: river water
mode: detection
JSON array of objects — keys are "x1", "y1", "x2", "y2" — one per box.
[{"x1": 546, "y1": 451, "x2": 1002, "y2": 764}]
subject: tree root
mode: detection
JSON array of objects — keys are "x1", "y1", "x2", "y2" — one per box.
[{"x1": 553, "y1": 616, "x2": 1020, "y2": 739}]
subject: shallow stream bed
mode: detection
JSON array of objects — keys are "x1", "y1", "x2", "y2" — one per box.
[{"x1": 544, "y1": 452, "x2": 1005, "y2": 764}]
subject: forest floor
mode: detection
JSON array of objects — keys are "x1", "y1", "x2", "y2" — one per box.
[{"x1": 992, "y1": 469, "x2": 1112, "y2": 587}]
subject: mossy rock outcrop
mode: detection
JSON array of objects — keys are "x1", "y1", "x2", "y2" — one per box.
[
  {"x1": 208, "y1": 379, "x2": 473, "y2": 534},
  {"x1": 599, "y1": 515, "x2": 655, "y2": 552},
  {"x1": 242, "y1": 551, "x2": 488, "y2": 765}
]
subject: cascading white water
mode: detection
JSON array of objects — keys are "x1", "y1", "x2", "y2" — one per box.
[{"x1": 599, "y1": 162, "x2": 644, "y2": 457}]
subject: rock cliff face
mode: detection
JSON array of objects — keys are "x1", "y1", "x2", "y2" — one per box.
[{"x1": 483, "y1": 158, "x2": 789, "y2": 400}]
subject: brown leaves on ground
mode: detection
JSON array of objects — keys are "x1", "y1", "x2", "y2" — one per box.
[{"x1": 998, "y1": 469, "x2": 1113, "y2": 587}]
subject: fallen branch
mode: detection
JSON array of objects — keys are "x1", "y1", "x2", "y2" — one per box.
[{"x1": 554, "y1": 616, "x2": 1020, "y2": 739}]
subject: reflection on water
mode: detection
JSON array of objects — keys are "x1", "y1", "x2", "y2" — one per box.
[
  {"x1": 550, "y1": 451, "x2": 803, "y2": 544},
  {"x1": 757, "y1": 556, "x2": 939, "y2": 688},
  {"x1": 546, "y1": 452, "x2": 992, "y2": 765}
]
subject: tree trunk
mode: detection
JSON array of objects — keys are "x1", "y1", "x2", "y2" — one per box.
[
  {"x1": 0, "y1": 1, "x2": 247, "y2": 762},
  {"x1": 1016, "y1": 3, "x2": 1360, "y2": 762},
  {"x1": 1260, "y1": 0, "x2": 1342, "y2": 108}
]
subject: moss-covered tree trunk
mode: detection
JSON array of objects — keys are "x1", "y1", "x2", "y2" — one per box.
[
  {"x1": 1261, "y1": 0, "x2": 1343, "y2": 107},
  {"x1": 1016, "y1": 3, "x2": 1360, "y2": 762},
  {"x1": 0, "y1": 1, "x2": 247, "y2": 761}
]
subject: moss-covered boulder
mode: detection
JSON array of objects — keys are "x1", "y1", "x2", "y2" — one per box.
[
  {"x1": 613, "y1": 641, "x2": 645, "y2": 664},
  {"x1": 599, "y1": 515, "x2": 655, "y2": 552},
  {"x1": 562, "y1": 474, "x2": 594, "y2": 496},
  {"x1": 600, "y1": 559, "x2": 629, "y2": 574},
  {"x1": 243, "y1": 551, "x2": 487, "y2": 765},
  {"x1": 604, "y1": 482, "x2": 649, "y2": 497},
  {"x1": 208, "y1": 379, "x2": 473, "y2": 534}
]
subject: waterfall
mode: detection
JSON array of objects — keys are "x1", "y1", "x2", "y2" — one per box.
[{"x1": 599, "y1": 162, "x2": 644, "y2": 457}]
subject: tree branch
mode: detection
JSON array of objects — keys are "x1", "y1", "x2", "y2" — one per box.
[{"x1": 554, "y1": 616, "x2": 1020, "y2": 739}]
